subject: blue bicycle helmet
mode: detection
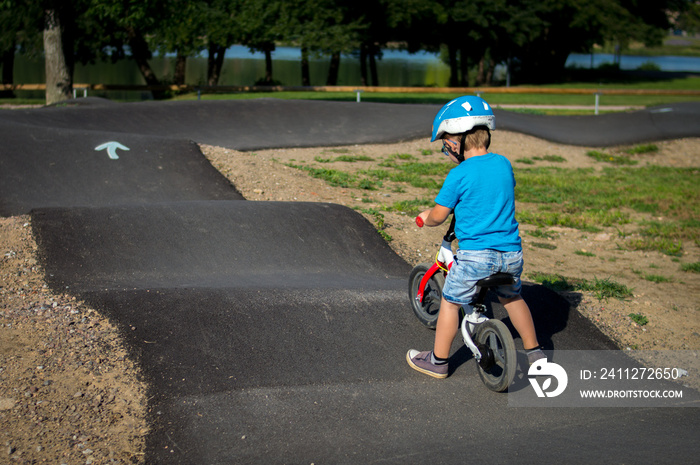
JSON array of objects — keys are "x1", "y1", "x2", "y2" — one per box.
[{"x1": 431, "y1": 95, "x2": 495, "y2": 142}]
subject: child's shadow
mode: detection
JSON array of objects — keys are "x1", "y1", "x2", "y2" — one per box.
[
  {"x1": 447, "y1": 345, "x2": 532, "y2": 392},
  {"x1": 447, "y1": 281, "x2": 578, "y2": 391}
]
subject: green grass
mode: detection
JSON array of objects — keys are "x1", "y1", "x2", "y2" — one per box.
[
  {"x1": 286, "y1": 164, "x2": 357, "y2": 188},
  {"x1": 535, "y1": 154, "x2": 566, "y2": 162},
  {"x1": 513, "y1": 166, "x2": 699, "y2": 254},
  {"x1": 528, "y1": 272, "x2": 634, "y2": 300},
  {"x1": 643, "y1": 274, "x2": 672, "y2": 283},
  {"x1": 627, "y1": 238, "x2": 683, "y2": 256},
  {"x1": 586, "y1": 150, "x2": 637, "y2": 165},
  {"x1": 357, "y1": 208, "x2": 392, "y2": 242},
  {"x1": 385, "y1": 198, "x2": 435, "y2": 216},
  {"x1": 527, "y1": 229, "x2": 559, "y2": 239},
  {"x1": 314, "y1": 155, "x2": 374, "y2": 163},
  {"x1": 628, "y1": 313, "x2": 649, "y2": 326},
  {"x1": 625, "y1": 144, "x2": 658, "y2": 155},
  {"x1": 633, "y1": 269, "x2": 672, "y2": 283},
  {"x1": 531, "y1": 242, "x2": 557, "y2": 250},
  {"x1": 681, "y1": 262, "x2": 700, "y2": 273}
]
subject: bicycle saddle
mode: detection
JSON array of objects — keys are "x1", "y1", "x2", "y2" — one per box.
[{"x1": 476, "y1": 272, "x2": 515, "y2": 287}]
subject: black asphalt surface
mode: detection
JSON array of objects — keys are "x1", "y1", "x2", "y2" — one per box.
[{"x1": 2, "y1": 98, "x2": 699, "y2": 463}]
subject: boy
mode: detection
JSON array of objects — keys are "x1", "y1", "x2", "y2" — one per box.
[{"x1": 407, "y1": 95, "x2": 545, "y2": 379}]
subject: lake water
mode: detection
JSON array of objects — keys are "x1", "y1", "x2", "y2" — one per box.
[{"x1": 566, "y1": 53, "x2": 700, "y2": 72}]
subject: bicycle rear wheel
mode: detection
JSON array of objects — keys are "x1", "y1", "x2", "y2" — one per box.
[
  {"x1": 473, "y1": 319, "x2": 516, "y2": 392},
  {"x1": 408, "y1": 263, "x2": 444, "y2": 329}
]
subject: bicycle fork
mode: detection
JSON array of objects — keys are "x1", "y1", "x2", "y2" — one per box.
[{"x1": 460, "y1": 301, "x2": 488, "y2": 362}]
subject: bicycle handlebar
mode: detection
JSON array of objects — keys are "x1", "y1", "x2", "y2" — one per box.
[{"x1": 415, "y1": 216, "x2": 424, "y2": 227}]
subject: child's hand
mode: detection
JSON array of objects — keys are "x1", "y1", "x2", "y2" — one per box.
[
  {"x1": 417, "y1": 206, "x2": 451, "y2": 227},
  {"x1": 417, "y1": 209, "x2": 431, "y2": 227}
]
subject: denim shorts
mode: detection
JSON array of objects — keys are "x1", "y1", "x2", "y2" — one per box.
[{"x1": 442, "y1": 249, "x2": 523, "y2": 305}]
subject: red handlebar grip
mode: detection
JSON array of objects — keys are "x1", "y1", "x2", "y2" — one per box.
[{"x1": 415, "y1": 216, "x2": 424, "y2": 227}]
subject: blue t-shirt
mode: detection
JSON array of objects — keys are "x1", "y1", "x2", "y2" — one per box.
[{"x1": 435, "y1": 153, "x2": 521, "y2": 251}]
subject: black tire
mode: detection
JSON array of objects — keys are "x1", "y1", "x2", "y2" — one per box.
[
  {"x1": 473, "y1": 319, "x2": 517, "y2": 392},
  {"x1": 408, "y1": 263, "x2": 445, "y2": 329}
]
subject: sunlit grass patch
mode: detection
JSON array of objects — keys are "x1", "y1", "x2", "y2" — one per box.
[
  {"x1": 624, "y1": 218, "x2": 699, "y2": 256},
  {"x1": 681, "y1": 262, "x2": 700, "y2": 273},
  {"x1": 385, "y1": 198, "x2": 435, "y2": 216},
  {"x1": 515, "y1": 166, "x2": 699, "y2": 248},
  {"x1": 626, "y1": 237, "x2": 683, "y2": 256},
  {"x1": 516, "y1": 208, "x2": 627, "y2": 232},
  {"x1": 624, "y1": 144, "x2": 658, "y2": 155},
  {"x1": 314, "y1": 154, "x2": 374, "y2": 163},
  {"x1": 529, "y1": 272, "x2": 633, "y2": 300},
  {"x1": 527, "y1": 228, "x2": 559, "y2": 239},
  {"x1": 536, "y1": 154, "x2": 567, "y2": 162},
  {"x1": 587, "y1": 150, "x2": 637, "y2": 165},
  {"x1": 628, "y1": 313, "x2": 649, "y2": 325},
  {"x1": 633, "y1": 268, "x2": 672, "y2": 283},
  {"x1": 516, "y1": 154, "x2": 566, "y2": 165},
  {"x1": 286, "y1": 164, "x2": 356, "y2": 187}
]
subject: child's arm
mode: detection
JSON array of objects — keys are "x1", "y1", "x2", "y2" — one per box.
[{"x1": 418, "y1": 204, "x2": 452, "y2": 227}]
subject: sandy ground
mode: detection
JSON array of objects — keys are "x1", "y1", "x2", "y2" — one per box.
[{"x1": 1, "y1": 128, "x2": 698, "y2": 463}]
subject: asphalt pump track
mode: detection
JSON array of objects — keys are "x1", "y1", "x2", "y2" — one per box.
[{"x1": 1, "y1": 99, "x2": 699, "y2": 463}]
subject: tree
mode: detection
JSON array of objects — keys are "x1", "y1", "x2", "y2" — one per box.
[
  {"x1": 0, "y1": 0, "x2": 44, "y2": 98},
  {"x1": 199, "y1": 0, "x2": 243, "y2": 86},
  {"x1": 152, "y1": 0, "x2": 207, "y2": 85},
  {"x1": 317, "y1": 0, "x2": 364, "y2": 86},
  {"x1": 87, "y1": 0, "x2": 165, "y2": 92},
  {"x1": 513, "y1": 0, "x2": 676, "y2": 83},
  {"x1": 674, "y1": 0, "x2": 700, "y2": 33},
  {"x1": 385, "y1": 0, "x2": 445, "y2": 85},
  {"x1": 278, "y1": 0, "x2": 363, "y2": 86},
  {"x1": 239, "y1": 1, "x2": 283, "y2": 85}
]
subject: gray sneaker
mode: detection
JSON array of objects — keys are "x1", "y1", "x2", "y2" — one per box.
[
  {"x1": 406, "y1": 350, "x2": 448, "y2": 379},
  {"x1": 527, "y1": 348, "x2": 546, "y2": 366}
]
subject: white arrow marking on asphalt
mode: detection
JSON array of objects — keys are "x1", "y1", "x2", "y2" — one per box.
[{"x1": 95, "y1": 141, "x2": 130, "y2": 160}]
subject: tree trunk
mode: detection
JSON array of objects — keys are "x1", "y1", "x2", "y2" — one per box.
[
  {"x1": 174, "y1": 52, "x2": 187, "y2": 85},
  {"x1": 359, "y1": 45, "x2": 368, "y2": 86},
  {"x1": 1, "y1": 47, "x2": 15, "y2": 98},
  {"x1": 326, "y1": 52, "x2": 340, "y2": 86},
  {"x1": 301, "y1": 46, "x2": 310, "y2": 86},
  {"x1": 476, "y1": 56, "x2": 486, "y2": 86},
  {"x1": 125, "y1": 25, "x2": 163, "y2": 98},
  {"x1": 448, "y1": 43, "x2": 458, "y2": 87},
  {"x1": 459, "y1": 48, "x2": 469, "y2": 86},
  {"x1": 207, "y1": 43, "x2": 226, "y2": 86},
  {"x1": 264, "y1": 49, "x2": 273, "y2": 84},
  {"x1": 485, "y1": 57, "x2": 495, "y2": 85},
  {"x1": 43, "y1": 9, "x2": 72, "y2": 105},
  {"x1": 369, "y1": 50, "x2": 378, "y2": 87}
]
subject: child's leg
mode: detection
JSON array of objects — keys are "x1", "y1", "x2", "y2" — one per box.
[
  {"x1": 433, "y1": 297, "x2": 462, "y2": 359},
  {"x1": 499, "y1": 295, "x2": 539, "y2": 350}
]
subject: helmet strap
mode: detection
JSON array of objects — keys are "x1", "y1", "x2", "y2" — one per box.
[{"x1": 456, "y1": 133, "x2": 466, "y2": 163}]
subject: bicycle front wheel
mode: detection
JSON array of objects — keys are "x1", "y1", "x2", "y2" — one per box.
[
  {"x1": 408, "y1": 263, "x2": 444, "y2": 329},
  {"x1": 474, "y1": 319, "x2": 516, "y2": 392}
]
